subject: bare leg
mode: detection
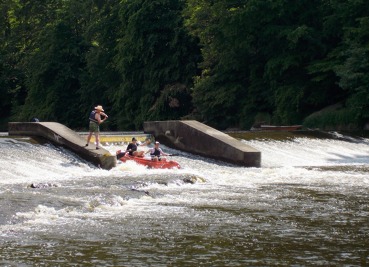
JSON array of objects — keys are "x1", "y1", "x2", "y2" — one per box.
[
  {"x1": 95, "y1": 132, "x2": 100, "y2": 149},
  {"x1": 86, "y1": 132, "x2": 93, "y2": 146},
  {"x1": 133, "y1": 151, "x2": 145, "y2": 157}
]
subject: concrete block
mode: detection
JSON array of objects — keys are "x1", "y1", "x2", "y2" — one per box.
[
  {"x1": 8, "y1": 122, "x2": 116, "y2": 170},
  {"x1": 143, "y1": 120, "x2": 261, "y2": 167}
]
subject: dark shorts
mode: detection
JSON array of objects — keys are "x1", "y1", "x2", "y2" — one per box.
[
  {"x1": 151, "y1": 155, "x2": 161, "y2": 161},
  {"x1": 89, "y1": 121, "x2": 99, "y2": 132},
  {"x1": 116, "y1": 152, "x2": 126, "y2": 159}
]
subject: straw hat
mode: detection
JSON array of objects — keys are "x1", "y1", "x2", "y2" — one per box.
[{"x1": 94, "y1": 105, "x2": 104, "y2": 111}]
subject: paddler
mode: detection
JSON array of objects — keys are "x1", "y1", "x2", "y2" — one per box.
[{"x1": 145, "y1": 141, "x2": 169, "y2": 161}]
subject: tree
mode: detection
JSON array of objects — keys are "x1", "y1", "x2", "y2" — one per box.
[
  {"x1": 0, "y1": 0, "x2": 13, "y2": 126},
  {"x1": 19, "y1": 0, "x2": 88, "y2": 127},
  {"x1": 79, "y1": 0, "x2": 122, "y2": 129},
  {"x1": 113, "y1": 0, "x2": 200, "y2": 130},
  {"x1": 185, "y1": 0, "x2": 350, "y2": 129},
  {"x1": 336, "y1": 16, "x2": 369, "y2": 126}
]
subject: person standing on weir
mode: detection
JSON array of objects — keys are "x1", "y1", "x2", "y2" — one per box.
[{"x1": 85, "y1": 105, "x2": 108, "y2": 149}]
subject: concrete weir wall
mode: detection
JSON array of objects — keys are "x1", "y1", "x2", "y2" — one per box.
[
  {"x1": 143, "y1": 120, "x2": 261, "y2": 167},
  {"x1": 8, "y1": 122, "x2": 116, "y2": 170}
]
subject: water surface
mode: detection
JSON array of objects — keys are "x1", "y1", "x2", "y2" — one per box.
[{"x1": 1, "y1": 134, "x2": 368, "y2": 266}]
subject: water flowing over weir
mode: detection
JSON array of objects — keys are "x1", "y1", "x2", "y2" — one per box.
[{"x1": 1, "y1": 133, "x2": 369, "y2": 266}]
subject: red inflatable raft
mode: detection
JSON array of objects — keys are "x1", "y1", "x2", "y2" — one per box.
[{"x1": 117, "y1": 152, "x2": 180, "y2": 169}]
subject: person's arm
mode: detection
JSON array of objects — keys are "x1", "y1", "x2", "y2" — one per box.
[
  {"x1": 136, "y1": 139, "x2": 150, "y2": 147},
  {"x1": 95, "y1": 113, "x2": 107, "y2": 124},
  {"x1": 126, "y1": 144, "x2": 132, "y2": 152},
  {"x1": 159, "y1": 148, "x2": 168, "y2": 156},
  {"x1": 143, "y1": 138, "x2": 151, "y2": 146}
]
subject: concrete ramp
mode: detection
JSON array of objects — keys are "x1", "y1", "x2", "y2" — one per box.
[
  {"x1": 8, "y1": 122, "x2": 116, "y2": 170},
  {"x1": 143, "y1": 120, "x2": 261, "y2": 167}
]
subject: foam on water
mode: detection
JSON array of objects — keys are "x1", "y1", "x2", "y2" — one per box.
[
  {"x1": 0, "y1": 138, "x2": 111, "y2": 185},
  {"x1": 244, "y1": 137, "x2": 369, "y2": 167},
  {"x1": 2, "y1": 136, "x2": 369, "y2": 190},
  {"x1": 1, "y1": 135, "x2": 369, "y2": 244}
]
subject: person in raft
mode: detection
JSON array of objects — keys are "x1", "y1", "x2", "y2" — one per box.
[
  {"x1": 145, "y1": 141, "x2": 169, "y2": 161},
  {"x1": 85, "y1": 105, "x2": 108, "y2": 149},
  {"x1": 116, "y1": 137, "x2": 151, "y2": 159},
  {"x1": 126, "y1": 137, "x2": 148, "y2": 157}
]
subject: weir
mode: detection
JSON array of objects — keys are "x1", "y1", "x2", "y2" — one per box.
[
  {"x1": 8, "y1": 120, "x2": 261, "y2": 168},
  {"x1": 143, "y1": 120, "x2": 261, "y2": 167},
  {"x1": 8, "y1": 122, "x2": 116, "y2": 170},
  {"x1": 78, "y1": 133, "x2": 152, "y2": 144}
]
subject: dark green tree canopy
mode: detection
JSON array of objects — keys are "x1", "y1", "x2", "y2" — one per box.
[{"x1": 1, "y1": 0, "x2": 369, "y2": 131}]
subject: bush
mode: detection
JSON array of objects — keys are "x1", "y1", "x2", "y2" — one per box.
[{"x1": 303, "y1": 105, "x2": 360, "y2": 131}]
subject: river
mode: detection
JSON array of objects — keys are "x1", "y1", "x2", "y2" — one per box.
[{"x1": 0, "y1": 132, "x2": 368, "y2": 266}]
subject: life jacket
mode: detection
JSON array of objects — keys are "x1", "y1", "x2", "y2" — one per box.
[
  {"x1": 150, "y1": 148, "x2": 161, "y2": 156},
  {"x1": 127, "y1": 143, "x2": 138, "y2": 156},
  {"x1": 89, "y1": 111, "x2": 98, "y2": 123}
]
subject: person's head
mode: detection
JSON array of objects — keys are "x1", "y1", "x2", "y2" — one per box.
[
  {"x1": 95, "y1": 105, "x2": 104, "y2": 113},
  {"x1": 155, "y1": 141, "x2": 160, "y2": 147},
  {"x1": 132, "y1": 137, "x2": 137, "y2": 142}
]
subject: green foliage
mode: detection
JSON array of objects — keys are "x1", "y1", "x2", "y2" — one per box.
[
  {"x1": 335, "y1": 14, "x2": 369, "y2": 126},
  {"x1": 18, "y1": 0, "x2": 89, "y2": 128},
  {"x1": 185, "y1": 0, "x2": 254, "y2": 128},
  {"x1": 183, "y1": 0, "x2": 369, "y2": 130},
  {"x1": 303, "y1": 104, "x2": 359, "y2": 131},
  {"x1": 80, "y1": 0, "x2": 122, "y2": 129},
  {"x1": 148, "y1": 83, "x2": 193, "y2": 120},
  {"x1": 273, "y1": 85, "x2": 304, "y2": 124},
  {"x1": 113, "y1": 0, "x2": 199, "y2": 130},
  {"x1": 185, "y1": 0, "x2": 332, "y2": 128},
  {"x1": 20, "y1": 21, "x2": 87, "y2": 126},
  {"x1": 1, "y1": 0, "x2": 369, "y2": 131},
  {"x1": 0, "y1": 34, "x2": 12, "y2": 120}
]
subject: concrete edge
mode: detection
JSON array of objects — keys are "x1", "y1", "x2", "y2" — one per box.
[
  {"x1": 8, "y1": 122, "x2": 116, "y2": 170},
  {"x1": 143, "y1": 120, "x2": 261, "y2": 167}
]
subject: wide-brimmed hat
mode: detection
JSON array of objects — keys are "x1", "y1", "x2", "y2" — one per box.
[{"x1": 94, "y1": 105, "x2": 104, "y2": 111}]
